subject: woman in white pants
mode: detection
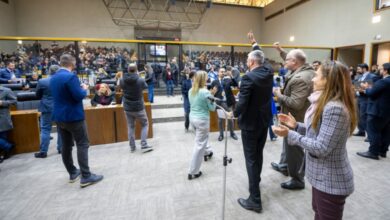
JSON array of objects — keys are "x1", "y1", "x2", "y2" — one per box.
[{"x1": 188, "y1": 71, "x2": 216, "y2": 180}]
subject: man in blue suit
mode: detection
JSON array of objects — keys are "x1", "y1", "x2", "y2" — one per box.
[
  {"x1": 353, "y1": 63, "x2": 380, "y2": 138},
  {"x1": 357, "y1": 62, "x2": 390, "y2": 160},
  {"x1": 50, "y1": 54, "x2": 103, "y2": 188},
  {"x1": 0, "y1": 62, "x2": 18, "y2": 84},
  {"x1": 34, "y1": 65, "x2": 63, "y2": 158}
]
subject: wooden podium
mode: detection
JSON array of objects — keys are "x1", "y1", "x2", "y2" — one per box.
[
  {"x1": 84, "y1": 104, "x2": 153, "y2": 146},
  {"x1": 9, "y1": 110, "x2": 40, "y2": 154}
]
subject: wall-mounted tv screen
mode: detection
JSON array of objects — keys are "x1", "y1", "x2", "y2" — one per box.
[{"x1": 150, "y1": 45, "x2": 166, "y2": 56}]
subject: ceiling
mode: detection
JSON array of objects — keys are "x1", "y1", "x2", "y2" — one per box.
[{"x1": 197, "y1": 0, "x2": 274, "y2": 8}]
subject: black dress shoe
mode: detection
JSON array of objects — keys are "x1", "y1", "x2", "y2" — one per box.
[
  {"x1": 353, "y1": 132, "x2": 365, "y2": 137},
  {"x1": 218, "y1": 135, "x2": 224, "y2": 141},
  {"x1": 230, "y1": 133, "x2": 238, "y2": 140},
  {"x1": 237, "y1": 198, "x2": 262, "y2": 213},
  {"x1": 271, "y1": 162, "x2": 288, "y2": 176},
  {"x1": 34, "y1": 152, "x2": 47, "y2": 158},
  {"x1": 188, "y1": 171, "x2": 202, "y2": 180},
  {"x1": 281, "y1": 179, "x2": 305, "y2": 190},
  {"x1": 379, "y1": 152, "x2": 387, "y2": 158},
  {"x1": 357, "y1": 151, "x2": 379, "y2": 160},
  {"x1": 204, "y1": 152, "x2": 213, "y2": 161}
]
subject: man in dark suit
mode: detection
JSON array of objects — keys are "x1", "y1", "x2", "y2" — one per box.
[
  {"x1": 0, "y1": 62, "x2": 18, "y2": 84},
  {"x1": 50, "y1": 54, "x2": 103, "y2": 188},
  {"x1": 354, "y1": 63, "x2": 380, "y2": 138},
  {"x1": 232, "y1": 32, "x2": 273, "y2": 213},
  {"x1": 357, "y1": 62, "x2": 390, "y2": 160},
  {"x1": 0, "y1": 85, "x2": 16, "y2": 162},
  {"x1": 34, "y1": 65, "x2": 62, "y2": 158},
  {"x1": 211, "y1": 68, "x2": 238, "y2": 141}
]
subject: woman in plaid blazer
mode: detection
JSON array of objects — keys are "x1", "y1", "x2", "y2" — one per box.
[{"x1": 273, "y1": 60, "x2": 358, "y2": 220}]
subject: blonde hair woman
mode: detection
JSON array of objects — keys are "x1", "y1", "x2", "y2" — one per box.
[
  {"x1": 91, "y1": 83, "x2": 114, "y2": 106},
  {"x1": 273, "y1": 61, "x2": 357, "y2": 220},
  {"x1": 188, "y1": 71, "x2": 216, "y2": 180}
]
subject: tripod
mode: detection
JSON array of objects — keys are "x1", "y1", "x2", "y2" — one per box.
[{"x1": 214, "y1": 102, "x2": 234, "y2": 220}]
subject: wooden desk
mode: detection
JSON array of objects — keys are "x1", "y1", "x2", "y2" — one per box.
[
  {"x1": 209, "y1": 88, "x2": 240, "y2": 132},
  {"x1": 84, "y1": 104, "x2": 153, "y2": 146},
  {"x1": 209, "y1": 110, "x2": 239, "y2": 132},
  {"x1": 115, "y1": 91, "x2": 149, "y2": 103},
  {"x1": 9, "y1": 110, "x2": 40, "y2": 154},
  {"x1": 115, "y1": 103, "x2": 153, "y2": 142}
]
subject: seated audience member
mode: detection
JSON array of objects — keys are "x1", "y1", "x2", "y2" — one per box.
[
  {"x1": 34, "y1": 65, "x2": 63, "y2": 158},
  {"x1": 120, "y1": 64, "x2": 152, "y2": 153},
  {"x1": 0, "y1": 62, "x2": 18, "y2": 84},
  {"x1": 91, "y1": 83, "x2": 115, "y2": 106},
  {"x1": 0, "y1": 85, "x2": 17, "y2": 162},
  {"x1": 188, "y1": 71, "x2": 216, "y2": 180},
  {"x1": 273, "y1": 60, "x2": 357, "y2": 220},
  {"x1": 357, "y1": 62, "x2": 390, "y2": 160}
]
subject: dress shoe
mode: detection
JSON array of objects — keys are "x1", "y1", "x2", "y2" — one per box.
[
  {"x1": 204, "y1": 152, "x2": 213, "y2": 161},
  {"x1": 188, "y1": 171, "x2": 202, "y2": 180},
  {"x1": 34, "y1": 152, "x2": 47, "y2": 158},
  {"x1": 230, "y1": 133, "x2": 238, "y2": 140},
  {"x1": 357, "y1": 151, "x2": 379, "y2": 160},
  {"x1": 69, "y1": 169, "x2": 81, "y2": 183},
  {"x1": 80, "y1": 173, "x2": 104, "y2": 188},
  {"x1": 379, "y1": 152, "x2": 387, "y2": 158},
  {"x1": 237, "y1": 198, "x2": 262, "y2": 213},
  {"x1": 281, "y1": 179, "x2": 305, "y2": 190},
  {"x1": 271, "y1": 162, "x2": 288, "y2": 176},
  {"x1": 353, "y1": 132, "x2": 365, "y2": 137},
  {"x1": 218, "y1": 135, "x2": 224, "y2": 141}
]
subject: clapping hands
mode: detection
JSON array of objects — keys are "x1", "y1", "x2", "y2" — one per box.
[{"x1": 272, "y1": 113, "x2": 297, "y2": 137}]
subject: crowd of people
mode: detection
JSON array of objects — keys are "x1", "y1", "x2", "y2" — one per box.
[{"x1": 1, "y1": 32, "x2": 389, "y2": 220}]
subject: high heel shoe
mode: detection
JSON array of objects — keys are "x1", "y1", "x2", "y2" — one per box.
[
  {"x1": 188, "y1": 171, "x2": 202, "y2": 180},
  {"x1": 204, "y1": 152, "x2": 213, "y2": 161}
]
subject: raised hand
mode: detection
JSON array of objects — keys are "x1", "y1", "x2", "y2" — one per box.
[
  {"x1": 247, "y1": 31, "x2": 256, "y2": 44},
  {"x1": 278, "y1": 112, "x2": 297, "y2": 129},
  {"x1": 273, "y1": 42, "x2": 283, "y2": 52}
]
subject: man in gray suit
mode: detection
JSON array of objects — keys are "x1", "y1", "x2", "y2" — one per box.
[
  {"x1": 0, "y1": 86, "x2": 17, "y2": 162},
  {"x1": 271, "y1": 43, "x2": 315, "y2": 190}
]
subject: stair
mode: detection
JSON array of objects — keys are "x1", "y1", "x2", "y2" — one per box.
[{"x1": 151, "y1": 95, "x2": 185, "y2": 124}]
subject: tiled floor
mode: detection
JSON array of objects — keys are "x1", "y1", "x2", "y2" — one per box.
[{"x1": 0, "y1": 121, "x2": 389, "y2": 220}]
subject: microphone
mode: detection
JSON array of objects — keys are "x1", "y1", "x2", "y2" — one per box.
[{"x1": 207, "y1": 96, "x2": 223, "y2": 102}]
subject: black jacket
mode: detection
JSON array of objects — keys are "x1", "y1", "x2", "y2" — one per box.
[
  {"x1": 366, "y1": 76, "x2": 390, "y2": 118},
  {"x1": 222, "y1": 77, "x2": 238, "y2": 107},
  {"x1": 233, "y1": 65, "x2": 274, "y2": 131},
  {"x1": 119, "y1": 73, "x2": 147, "y2": 112},
  {"x1": 210, "y1": 78, "x2": 224, "y2": 99}
]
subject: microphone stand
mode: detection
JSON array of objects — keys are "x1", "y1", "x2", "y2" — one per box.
[{"x1": 213, "y1": 101, "x2": 233, "y2": 220}]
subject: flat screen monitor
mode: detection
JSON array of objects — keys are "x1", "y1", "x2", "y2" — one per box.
[{"x1": 150, "y1": 45, "x2": 166, "y2": 56}]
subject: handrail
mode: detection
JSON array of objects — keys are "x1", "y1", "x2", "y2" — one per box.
[{"x1": 0, "y1": 36, "x2": 334, "y2": 50}]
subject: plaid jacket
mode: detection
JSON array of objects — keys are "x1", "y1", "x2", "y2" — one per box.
[{"x1": 287, "y1": 101, "x2": 354, "y2": 196}]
